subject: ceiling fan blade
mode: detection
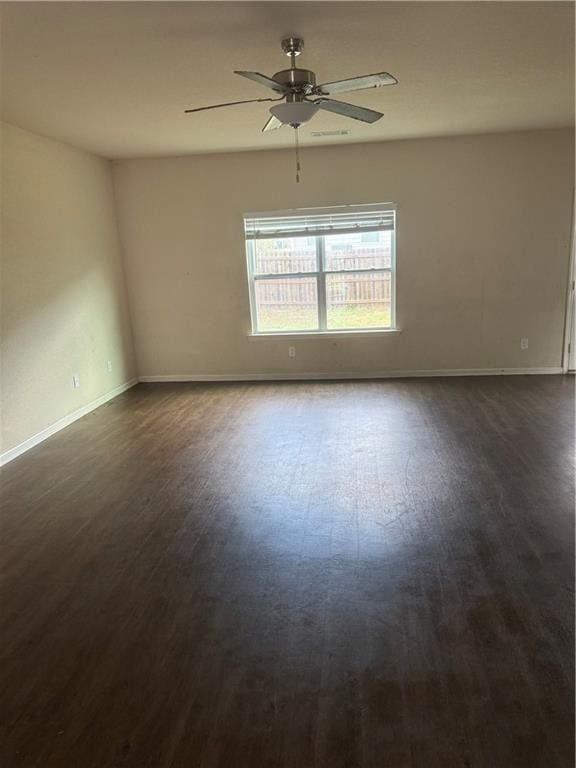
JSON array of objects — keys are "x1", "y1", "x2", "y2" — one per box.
[
  {"x1": 262, "y1": 115, "x2": 283, "y2": 133},
  {"x1": 234, "y1": 71, "x2": 287, "y2": 93},
  {"x1": 184, "y1": 97, "x2": 281, "y2": 114},
  {"x1": 315, "y1": 72, "x2": 397, "y2": 96},
  {"x1": 314, "y1": 98, "x2": 383, "y2": 124}
]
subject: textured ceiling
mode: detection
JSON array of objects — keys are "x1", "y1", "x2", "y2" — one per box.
[{"x1": 1, "y1": 1, "x2": 574, "y2": 158}]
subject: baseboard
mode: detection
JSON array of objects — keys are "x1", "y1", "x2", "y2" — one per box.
[
  {"x1": 0, "y1": 378, "x2": 139, "y2": 467},
  {"x1": 139, "y1": 367, "x2": 564, "y2": 383}
]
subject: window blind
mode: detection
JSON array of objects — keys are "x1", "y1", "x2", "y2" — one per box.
[{"x1": 244, "y1": 204, "x2": 396, "y2": 240}]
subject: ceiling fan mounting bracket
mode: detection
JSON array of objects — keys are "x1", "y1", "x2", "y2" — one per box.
[{"x1": 281, "y1": 37, "x2": 304, "y2": 58}]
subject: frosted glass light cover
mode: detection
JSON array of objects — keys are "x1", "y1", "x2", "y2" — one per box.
[{"x1": 269, "y1": 102, "x2": 319, "y2": 126}]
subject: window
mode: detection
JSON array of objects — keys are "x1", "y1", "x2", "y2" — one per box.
[{"x1": 244, "y1": 204, "x2": 396, "y2": 334}]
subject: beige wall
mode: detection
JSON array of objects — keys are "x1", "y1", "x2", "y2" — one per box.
[
  {"x1": 1, "y1": 123, "x2": 136, "y2": 454},
  {"x1": 113, "y1": 128, "x2": 574, "y2": 379},
  {"x1": 1, "y1": 126, "x2": 571, "y2": 456}
]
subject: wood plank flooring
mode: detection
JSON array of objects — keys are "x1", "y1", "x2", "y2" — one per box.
[{"x1": 1, "y1": 376, "x2": 574, "y2": 768}]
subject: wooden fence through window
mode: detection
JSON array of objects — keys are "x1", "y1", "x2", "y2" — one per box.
[
  {"x1": 256, "y1": 273, "x2": 391, "y2": 308},
  {"x1": 254, "y1": 246, "x2": 392, "y2": 308}
]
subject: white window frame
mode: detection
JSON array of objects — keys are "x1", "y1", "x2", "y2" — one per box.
[{"x1": 244, "y1": 204, "x2": 397, "y2": 336}]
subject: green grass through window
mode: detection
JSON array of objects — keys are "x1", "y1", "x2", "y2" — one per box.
[{"x1": 257, "y1": 304, "x2": 391, "y2": 332}]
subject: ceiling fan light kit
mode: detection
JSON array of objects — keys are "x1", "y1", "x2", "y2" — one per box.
[{"x1": 270, "y1": 101, "x2": 319, "y2": 128}]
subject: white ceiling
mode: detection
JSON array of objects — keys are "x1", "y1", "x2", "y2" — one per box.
[{"x1": 1, "y1": 1, "x2": 574, "y2": 159}]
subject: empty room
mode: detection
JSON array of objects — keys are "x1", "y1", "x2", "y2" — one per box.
[{"x1": 1, "y1": 1, "x2": 574, "y2": 766}]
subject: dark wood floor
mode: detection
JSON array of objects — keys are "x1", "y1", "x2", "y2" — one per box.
[{"x1": 1, "y1": 376, "x2": 574, "y2": 768}]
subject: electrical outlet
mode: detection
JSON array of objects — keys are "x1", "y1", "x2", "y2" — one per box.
[
  {"x1": 288, "y1": 346, "x2": 296, "y2": 358},
  {"x1": 72, "y1": 374, "x2": 80, "y2": 388},
  {"x1": 107, "y1": 360, "x2": 113, "y2": 373},
  {"x1": 520, "y1": 338, "x2": 529, "y2": 350}
]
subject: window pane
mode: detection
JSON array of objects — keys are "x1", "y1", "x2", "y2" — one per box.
[
  {"x1": 252, "y1": 237, "x2": 317, "y2": 275},
  {"x1": 255, "y1": 277, "x2": 319, "y2": 332},
  {"x1": 326, "y1": 272, "x2": 391, "y2": 330},
  {"x1": 324, "y1": 230, "x2": 392, "y2": 271}
]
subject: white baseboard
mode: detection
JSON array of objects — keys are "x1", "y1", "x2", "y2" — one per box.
[
  {"x1": 0, "y1": 378, "x2": 138, "y2": 467},
  {"x1": 139, "y1": 367, "x2": 563, "y2": 383}
]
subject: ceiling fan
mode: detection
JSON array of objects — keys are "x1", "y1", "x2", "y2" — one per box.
[{"x1": 184, "y1": 36, "x2": 398, "y2": 132}]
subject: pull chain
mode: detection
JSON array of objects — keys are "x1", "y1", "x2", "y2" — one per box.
[{"x1": 294, "y1": 126, "x2": 301, "y2": 184}]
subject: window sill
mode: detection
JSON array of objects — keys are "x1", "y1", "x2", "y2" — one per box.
[{"x1": 248, "y1": 328, "x2": 402, "y2": 340}]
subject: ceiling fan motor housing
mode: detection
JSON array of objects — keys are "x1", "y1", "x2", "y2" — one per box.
[{"x1": 272, "y1": 68, "x2": 316, "y2": 95}]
